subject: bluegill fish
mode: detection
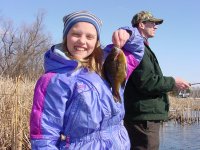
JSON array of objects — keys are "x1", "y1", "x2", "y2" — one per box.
[{"x1": 103, "y1": 46, "x2": 127, "y2": 103}]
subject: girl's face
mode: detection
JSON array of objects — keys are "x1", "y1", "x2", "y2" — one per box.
[{"x1": 66, "y1": 22, "x2": 98, "y2": 60}]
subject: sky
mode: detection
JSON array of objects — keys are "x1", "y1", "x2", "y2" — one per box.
[{"x1": 1, "y1": 0, "x2": 200, "y2": 83}]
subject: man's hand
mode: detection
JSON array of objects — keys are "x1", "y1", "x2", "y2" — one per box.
[
  {"x1": 174, "y1": 77, "x2": 191, "y2": 90},
  {"x1": 112, "y1": 29, "x2": 130, "y2": 48}
]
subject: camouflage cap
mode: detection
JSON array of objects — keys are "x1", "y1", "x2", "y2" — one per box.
[{"x1": 131, "y1": 11, "x2": 163, "y2": 27}]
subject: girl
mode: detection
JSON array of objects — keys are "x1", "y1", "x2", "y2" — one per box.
[{"x1": 30, "y1": 11, "x2": 143, "y2": 150}]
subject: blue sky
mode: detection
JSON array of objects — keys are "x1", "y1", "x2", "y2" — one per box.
[{"x1": 1, "y1": 0, "x2": 200, "y2": 83}]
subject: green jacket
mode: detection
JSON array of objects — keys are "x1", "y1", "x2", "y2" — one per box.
[{"x1": 124, "y1": 44, "x2": 175, "y2": 121}]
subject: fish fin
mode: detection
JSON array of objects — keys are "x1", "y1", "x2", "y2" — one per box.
[{"x1": 114, "y1": 52, "x2": 120, "y2": 61}]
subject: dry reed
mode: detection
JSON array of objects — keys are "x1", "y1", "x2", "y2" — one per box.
[
  {"x1": 169, "y1": 96, "x2": 200, "y2": 125},
  {"x1": 0, "y1": 76, "x2": 35, "y2": 149}
]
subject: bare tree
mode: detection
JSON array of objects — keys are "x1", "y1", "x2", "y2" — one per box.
[
  {"x1": 0, "y1": 19, "x2": 16, "y2": 75},
  {"x1": 0, "y1": 11, "x2": 52, "y2": 79}
]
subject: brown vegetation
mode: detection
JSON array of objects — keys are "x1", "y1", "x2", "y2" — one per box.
[
  {"x1": 0, "y1": 76, "x2": 35, "y2": 149},
  {"x1": 169, "y1": 96, "x2": 200, "y2": 125},
  {"x1": 0, "y1": 10, "x2": 52, "y2": 149}
]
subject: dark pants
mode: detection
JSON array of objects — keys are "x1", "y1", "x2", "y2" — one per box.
[{"x1": 124, "y1": 120, "x2": 160, "y2": 150}]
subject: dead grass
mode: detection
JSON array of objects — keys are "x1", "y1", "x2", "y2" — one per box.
[
  {"x1": 0, "y1": 76, "x2": 35, "y2": 149},
  {"x1": 169, "y1": 96, "x2": 200, "y2": 125}
]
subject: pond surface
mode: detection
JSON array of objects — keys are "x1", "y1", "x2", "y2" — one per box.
[{"x1": 159, "y1": 122, "x2": 200, "y2": 150}]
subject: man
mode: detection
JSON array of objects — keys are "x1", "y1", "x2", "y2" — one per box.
[{"x1": 113, "y1": 11, "x2": 190, "y2": 150}]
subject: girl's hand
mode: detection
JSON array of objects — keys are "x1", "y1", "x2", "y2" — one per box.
[{"x1": 112, "y1": 29, "x2": 130, "y2": 48}]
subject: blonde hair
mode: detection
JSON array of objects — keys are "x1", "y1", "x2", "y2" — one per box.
[{"x1": 62, "y1": 40, "x2": 103, "y2": 76}]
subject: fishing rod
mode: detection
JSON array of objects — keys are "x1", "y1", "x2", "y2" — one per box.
[{"x1": 190, "y1": 83, "x2": 200, "y2": 86}]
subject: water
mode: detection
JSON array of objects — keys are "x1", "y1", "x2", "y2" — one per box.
[{"x1": 159, "y1": 122, "x2": 200, "y2": 150}]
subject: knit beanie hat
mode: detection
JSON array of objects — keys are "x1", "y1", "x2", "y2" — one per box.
[{"x1": 63, "y1": 11, "x2": 102, "y2": 40}]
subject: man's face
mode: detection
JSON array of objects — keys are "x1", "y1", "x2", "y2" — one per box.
[{"x1": 139, "y1": 21, "x2": 158, "y2": 39}]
